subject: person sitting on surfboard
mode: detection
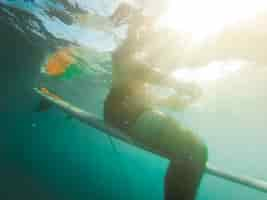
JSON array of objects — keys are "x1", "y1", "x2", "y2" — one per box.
[{"x1": 104, "y1": 2, "x2": 208, "y2": 200}]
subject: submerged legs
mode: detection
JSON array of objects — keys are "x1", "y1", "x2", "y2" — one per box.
[
  {"x1": 129, "y1": 110, "x2": 208, "y2": 200},
  {"x1": 165, "y1": 158, "x2": 207, "y2": 200}
]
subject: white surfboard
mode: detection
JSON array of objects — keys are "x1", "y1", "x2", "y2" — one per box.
[{"x1": 34, "y1": 88, "x2": 267, "y2": 194}]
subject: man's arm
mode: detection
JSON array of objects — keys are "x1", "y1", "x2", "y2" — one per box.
[
  {"x1": 132, "y1": 60, "x2": 195, "y2": 92},
  {"x1": 132, "y1": 60, "x2": 202, "y2": 107}
]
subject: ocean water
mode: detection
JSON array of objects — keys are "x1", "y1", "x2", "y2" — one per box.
[{"x1": 1, "y1": 1, "x2": 267, "y2": 200}]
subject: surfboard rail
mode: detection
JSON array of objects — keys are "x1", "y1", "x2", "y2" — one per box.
[{"x1": 34, "y1": 88, "x2": 267, "y2": 193}]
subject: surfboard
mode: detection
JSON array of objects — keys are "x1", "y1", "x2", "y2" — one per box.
[{"x1": 34, "y1": 87, "x2": 267, "y2": 194}]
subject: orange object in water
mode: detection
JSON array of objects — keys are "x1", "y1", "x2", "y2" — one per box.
[{"x1": 45, "y1": 48, "x2": 74, "y2": 76}]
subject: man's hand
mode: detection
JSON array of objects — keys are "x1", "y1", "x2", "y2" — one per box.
[{"x1": 163, "y1": 83, "x2": 202, "y2": 110}]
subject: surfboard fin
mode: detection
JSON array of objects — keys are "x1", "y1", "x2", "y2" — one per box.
[
  {"x1": 34, "y1": 98, "x2": 53, "y2": 112},
  {"x1": 35, "y1": 88, "x2": 72, "y2": 121}
]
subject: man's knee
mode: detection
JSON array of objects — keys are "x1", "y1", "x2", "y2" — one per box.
[
  {"x1": 181, "y1": 129, "x2": 208, "y2": 170},
  {"x1": 193, "y1": 140, "x2": 208, "y2": 171},
  {"x1": 168, "y1": 122, "x2": 208, "y2": 169}
]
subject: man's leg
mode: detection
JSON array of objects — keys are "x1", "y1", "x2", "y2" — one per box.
[
  {"x1": 129, "y1": 110, "x2": 208, "y2": 200},
  {"x1": 163, "y1": 120, "x2": 208, "y2": 200},
  {"x1": 165, "y1": 157, "x2": 206, "y2": 200}
]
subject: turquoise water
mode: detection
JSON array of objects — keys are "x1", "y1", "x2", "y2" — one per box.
[{"x1": 1, "y1": 1, "x2": 267, "y2": 200}]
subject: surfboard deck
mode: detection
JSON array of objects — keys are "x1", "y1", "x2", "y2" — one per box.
[{"x1": 34, "y1": 87, "x2": 267, "y2": 193}]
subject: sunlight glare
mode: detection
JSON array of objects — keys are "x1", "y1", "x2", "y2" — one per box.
[
  {"x1": 173, "y1": 61, "x2": 243, "y2": 83},
  {"x1": 159, "y1": 0, "x2": 267, "y2": 42}
]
